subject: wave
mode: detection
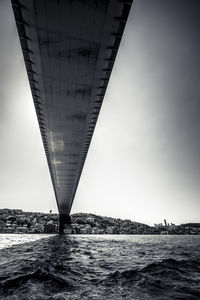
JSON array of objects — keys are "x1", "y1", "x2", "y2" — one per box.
[
  {"x1": 0, "y1": 235, "x2": 200, "y2": 299},
  {"x1": 99, "y1": 258, "x2": 200, "y2": 299},
  {"x1": 102, "y1": 258, "x2": 200, "y2": 282},
  {"x1": 0, "y1": 259, "x2": 77, "y2": 298}
]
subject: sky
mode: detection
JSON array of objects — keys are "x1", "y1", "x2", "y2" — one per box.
[{"x1": 0, "y1": 0, "x2": 200, "y2": 225}]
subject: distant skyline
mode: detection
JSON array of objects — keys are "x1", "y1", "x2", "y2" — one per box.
[{"x1": 0, "y1": 0, "x2": 200, "y2": 225}]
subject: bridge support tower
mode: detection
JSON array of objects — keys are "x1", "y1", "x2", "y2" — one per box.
[{"x1": 59, "y1": 214, "x2": 71, "y2": 235}]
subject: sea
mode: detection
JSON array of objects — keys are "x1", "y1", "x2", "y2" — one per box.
[{"x1": 0, "y1": 234, "x2": 199, "y2": 300}]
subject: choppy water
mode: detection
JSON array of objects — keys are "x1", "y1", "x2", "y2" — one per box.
[{"x1": 0, "y1": 234, "x2": 199, "y2": 299}]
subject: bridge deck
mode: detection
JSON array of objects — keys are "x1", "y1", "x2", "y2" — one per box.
[{"x1": 11, "y1": 0, "x2": 132, "y2": 218}]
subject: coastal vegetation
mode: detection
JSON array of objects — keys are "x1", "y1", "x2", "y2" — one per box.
[{"x1": 0, "y1": 209, "x2": 199, "y2": 235}]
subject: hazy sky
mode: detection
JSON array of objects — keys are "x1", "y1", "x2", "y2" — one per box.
[{"x1": 0, "y1": 0, "x2": 200, "y2": 225}]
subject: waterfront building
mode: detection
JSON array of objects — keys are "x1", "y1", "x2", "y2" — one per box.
[
  {"x1": 64, "y1": 228, "x2": 72, "y2": 234},
  {"x1": 106, "y1": 226, "x2": 114, "y2": 234},
  {"x1": 92, "y1": 228, "x2": 99, "y2": 234},
  {"x1": 80, "y1": 228, "x2": 87, "y2": 234},
  {"x1": 85, "y1": 225, "x2": 92, "y2": 234},
  {"x1": 15, "y1": 227, "x2": 28, "y2": 233}
]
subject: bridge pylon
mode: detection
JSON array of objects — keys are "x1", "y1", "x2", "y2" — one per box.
[{"x1": 59, "y1": 215, "x2": 71, "y2": 235}]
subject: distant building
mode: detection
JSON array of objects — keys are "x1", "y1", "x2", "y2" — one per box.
[
  {"x1": 64, "y1": 228, "x2": 72, "y2": 234},
  {"x1": 85, "y1": 225, "x2": 92, "y2": 234},
  {"x1": 80, "y1": 228, "x2": 87, "y2": 234},
  {"x1": 106, "y1": 226, "x2": 114, "y2": 234},
  {"x1": 86, "y1": 217, "x2": 94, "y2": 225},
  {"x1": 161, "y1": 230, "x2": 168, "y2": 235},
  {"x1": 92, "y1": 227, "x2": 99, "y2": 234},
  {"x1": 15, "y1": 209, "x2": 23, "y2": 214},
  {"x1": 0, "y1": 221, "x2": 5, "y2": 231},
  {"x1": 4, "y1": 227, "x2": 14, "y2": 233},
  {"x1": 15, "y1": 227, "x2": 28, "y2": 233},
  {"x1": 6, "y1": 221, "x2": 11, "y2": 227}
]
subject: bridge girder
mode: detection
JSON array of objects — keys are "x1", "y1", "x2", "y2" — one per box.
[{"x1": 11, "y1": 0, "x2": 132, "y2": 221}]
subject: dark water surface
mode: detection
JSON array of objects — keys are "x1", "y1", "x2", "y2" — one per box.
[{"x1": 0, "y1": 234, "x2": 199, "y2": 299}]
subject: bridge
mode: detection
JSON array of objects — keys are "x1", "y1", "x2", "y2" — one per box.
[{"x1": 11, "y1": 0, "x2": 132, "y2": 233}]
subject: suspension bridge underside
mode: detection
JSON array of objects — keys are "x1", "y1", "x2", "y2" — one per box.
[{"x1": 11, "y1": 0, "x2": 132, "y2": 233}]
